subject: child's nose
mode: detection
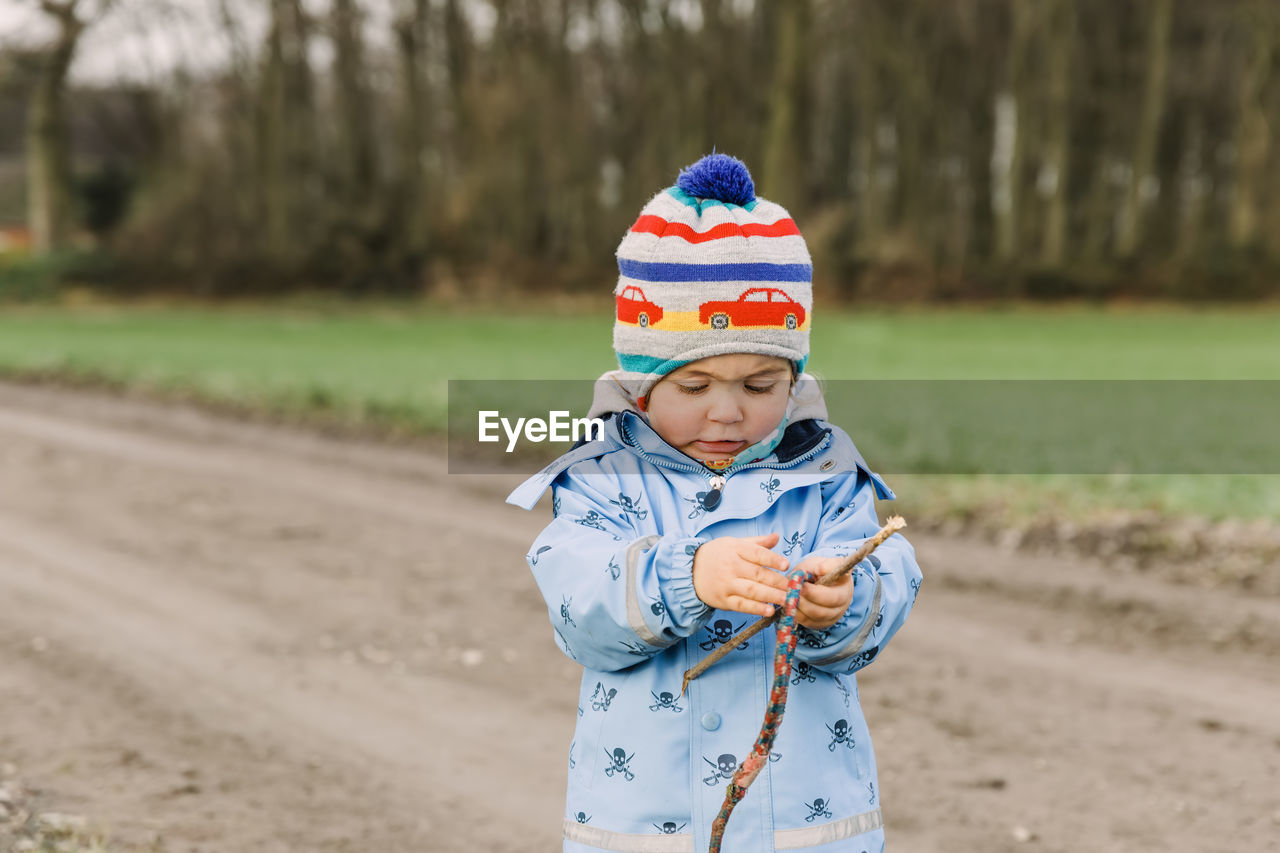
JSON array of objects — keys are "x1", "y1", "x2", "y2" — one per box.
[{"x1": 707, "y1": 391, "x2": 744, "y2": 423}]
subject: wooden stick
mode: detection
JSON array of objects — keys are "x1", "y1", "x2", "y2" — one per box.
[{"x1": 681, "y1": 516, "x2": 906, "y2": 694}]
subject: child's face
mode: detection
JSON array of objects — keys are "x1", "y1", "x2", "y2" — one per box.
[{"x1": 645, "y1": 354, "x2": 792, "y2": 465}]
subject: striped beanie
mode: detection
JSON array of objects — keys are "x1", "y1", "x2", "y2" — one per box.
[{"x1": 612, "y1": 153, "x2": 811, "y2": 396}]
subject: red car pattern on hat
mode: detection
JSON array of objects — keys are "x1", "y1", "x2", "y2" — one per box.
[
  {"x1": 616, "y1": 285, "x2": 664, "y2": 328},
  {"x1": 699, "y1": 288, "x2": 805, "y2": 330}
]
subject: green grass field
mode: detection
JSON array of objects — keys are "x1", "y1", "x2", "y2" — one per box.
[{"x1": 1, "y1": 301, "x2": 1277, "y2": 522}]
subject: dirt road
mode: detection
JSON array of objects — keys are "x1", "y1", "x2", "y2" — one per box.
[{"x1": 0, "y1": 381, "x2": 1276, "y2": 853}]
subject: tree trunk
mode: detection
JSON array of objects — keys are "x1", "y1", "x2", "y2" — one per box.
[
  {"x1": 393, "y1": 0, "x2": 431, "y2": 257},
  {"x1": 851, "y1": 2, "x2": 883, "y2": 249},
  {"x1": 760, "y1": 0, "x2": 809, "y2": 205},
  {"x1": 256, "y1": 0, "x2": 314, "y2": 266},
  {"x1": 443, "y1": 0, "x2": 470, "y2": 179},
  {"x1": 1229, "y1": 3, "x2": 1274, "y2": 249},
  {"x1": 1039, "y1": 0, "x2": 1074, "y2": 267},
  {"x1": 1115, "y1": 0, "x2": 1172, "y2": 258},
  {"x1": 257, "y1": 0, "x2": 290, "y2": 262},
  {"x1": 1175, "y1": 110, "x2": 1207, "y2": 259},
  {"x1": 332, "y1": 0, "x2": 377, "y2": 199},
  {"x1": 26, "y1": 1, "x2": 84, "y2": 254},
  {"x1": 992, "y1": 0, "x2": 1031, "y2": 265}
]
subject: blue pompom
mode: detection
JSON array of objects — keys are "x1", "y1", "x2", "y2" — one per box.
[{"x1": 676, "y1": 153, "x2": 756, "y2": 206}]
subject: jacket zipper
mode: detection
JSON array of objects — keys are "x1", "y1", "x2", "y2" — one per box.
[{"x1": 728, "y1": 433, "x2": 832, "y2": 476}]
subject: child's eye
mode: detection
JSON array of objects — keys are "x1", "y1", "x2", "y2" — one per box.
[
  {"x1": 744, "y1": 383, "x2": 776, "y2": 394},
  {"x1": 678, "y1": 384, "x2": 708, "y2": 395}
]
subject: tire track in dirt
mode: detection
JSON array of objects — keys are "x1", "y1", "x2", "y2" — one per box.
[
  {"x1": 0, "y1": 404, "x2": 519, "y2": 547},
  {"x1": 1, "y1": 381, "x2": 1276, "y2": 853},
  {"x1": 0, "y1": 509, "x2": 569, "y2": 851}
]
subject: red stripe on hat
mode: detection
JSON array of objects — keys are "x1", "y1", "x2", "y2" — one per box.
[{"x1": 629, "y1": 215, "x2": 801, "y2": 243}]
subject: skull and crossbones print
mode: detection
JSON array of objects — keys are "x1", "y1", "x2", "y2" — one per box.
[
  {"x1": 702, "y1": 753, "x2": 737, "y2": 786},
  {"x1": 782, "y1": 529, "x2": 804, "y2": 555},
  {"x1": 573, "y1": 510, "x2": 609, "y2": 531},
  {"x1": 760, "y1": 476, "x2": 781, "y2": 502},
  {"x1": 804, "y1": 797, "x2": 833, "y2": 822},
  {"x1": 608, "y1": 492, "x2": 648, "y2": 520},
  {"x1": 832, "y1": 673, "x2": 852, "y2": 709},
  {"x1": 790, "y1": 661, "x2": 818, "y2": 684},
  {"x1": 846, "y1": 645, "x2": 879, "y2": 669},
  {"x1": 683, "y1": 493, "x2": 709, "y2": 520},
  {"x1": 648, "y1": 691, "x2": 683, "y2": 713},
  {"x1": 590, "y1": 681, "x2": 617, "y2": 712},
  {"x1": 799, "y1": 627, "x2": 830, "y2": 649},
  {"x1": 573, "y1": 511, "x2": 620, "y2": 539},
  {"x1": 603, "y1": 747, "x2": 635, "y2": 781},
  {"x1": 826, "y1": 718, "x2": 856, "y2": 751},
  {"x1": 653, "y1": 821, "x2": 687, "y2": 834},
  {"x1": 699, "y1": 618, "x2": 749, "y2": 651},
  {"x1": 617, "y1": 639, "x2": 648, "y2": 656}
]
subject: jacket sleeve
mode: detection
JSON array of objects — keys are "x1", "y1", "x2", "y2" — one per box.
[
  {"x1": 524, "y1": 466, "x2": 714, "y2": 672},
  {"x1": 791, "y1": 469, "x2": 924, "y2": 674}
]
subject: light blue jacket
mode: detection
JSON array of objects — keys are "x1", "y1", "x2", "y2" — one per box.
[{"x1": 507, "y1": 409, "x2": 923, "y2": 853}]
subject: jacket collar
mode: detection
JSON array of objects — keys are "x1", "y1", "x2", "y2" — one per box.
[
  {"x1": 506, "y1": 376, "x2": 895, "y2": 511},
  {"x1": 614, "y1": 410, "x2": 831, "y2": 474}
]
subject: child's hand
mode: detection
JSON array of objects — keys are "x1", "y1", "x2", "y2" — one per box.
[
  {"x1": 692, "y1": 533, "x2": 792, "y2": 618},
  {"x1": 791, "y1": 555, "x2": 855, "y2": 631}
]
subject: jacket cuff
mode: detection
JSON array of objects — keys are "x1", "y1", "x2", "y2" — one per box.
[{"x1": 657, "y1": 536, "x2": 712, "y2": 630}]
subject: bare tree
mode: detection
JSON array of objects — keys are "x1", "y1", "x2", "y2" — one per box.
[
  {"x1": 1039, "y1": 0, "x2": 1074, "y2": 267},
  {"x1": 255, "y1": 0, "x2": 314, "y2": 266},
  {"x1": 392, "y1": 0, "x2": 431, "y2": 261},
  {"x1": 760, "y1": 0, "x2": 809, "y2": 204},
  {"x1": 991, "y1": 0, "x2": 1033, "y2": 264},
  {"x1": 1228, "y1": 1, "x2": 1275, "y2": 248},
  {"x1": 1115, "y1": 0, "x2": 1172, "y2": 258},
  {"x1": 331, "y1": 0, "x2": 377, "y2": 199},
  {"x1": 18, "y1": 0, "x2": 1275, "y2": 298},
  {"x1": 25, "y1": 0, "x2": 118, "y2": 253}
]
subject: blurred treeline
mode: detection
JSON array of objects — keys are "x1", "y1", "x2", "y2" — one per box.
[{"x1": 2, "y1": 0, "x2": 1279, "y2": 300}]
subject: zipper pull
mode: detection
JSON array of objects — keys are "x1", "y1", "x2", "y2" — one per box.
[{"x1": 701, "y1": 474, "x2": 726, "y2": 511}]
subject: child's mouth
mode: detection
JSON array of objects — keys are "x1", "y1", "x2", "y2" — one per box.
[{"x1": 694, "y1": 440, "x2": 747, "y2": 455}]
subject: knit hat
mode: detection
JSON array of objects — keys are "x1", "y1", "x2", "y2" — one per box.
[{"x1": 612, "y1": 153, "x2": 812, "y2": 397}]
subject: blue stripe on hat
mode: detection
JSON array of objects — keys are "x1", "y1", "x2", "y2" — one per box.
[
  {"x1": 665, "y1": 185, "x2": 760, "y2": 212},
  {"x1": 617, "y1": 258, "x2": 813, "y2": 283},
  {"x1": 616, "y1": 352, "x2": 692, "y2": 375},
  {"x1": 618, "y1": 352, "x2": 809, "y2": 375}
]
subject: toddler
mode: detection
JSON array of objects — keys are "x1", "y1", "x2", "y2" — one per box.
[{"x1": 507, "y1": 153, "x2": 923, "y2": 853}]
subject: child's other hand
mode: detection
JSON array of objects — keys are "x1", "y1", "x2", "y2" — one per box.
[
  {"x1": 792, "y1": 555, "x2": 854, "y2": 631},
  {"x1": 692, "y1": 533, "x2": 791, "y2": 618}
]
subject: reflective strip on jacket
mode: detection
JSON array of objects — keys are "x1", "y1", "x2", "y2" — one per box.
[{"x1": 507, "y1": 410, "x2": 924, "y2": 853}]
